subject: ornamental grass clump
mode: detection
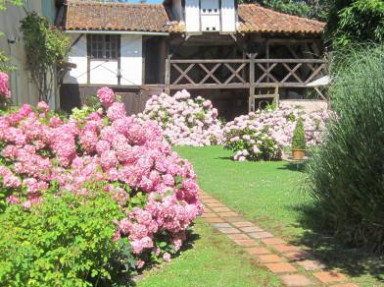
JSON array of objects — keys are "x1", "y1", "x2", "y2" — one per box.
[
  {"x1": 138, "y1": 90, "x2": 223, "y2": 146},
  {"x1": 0, "y1": 84, "x2": 203, "y2": 284},
  {"x1": 307, "y1": 45, "x2": 384, "y2": 252},
  {"x1": 223, "y1": 107, "x2": 328, "y2": 161}
]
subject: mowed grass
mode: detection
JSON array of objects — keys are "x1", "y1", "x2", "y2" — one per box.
[
  {"x1": 174, "y1": 145, "x2": 311, "y2": 240},
  {"x1": 173, "y1": 146, "x2": 384, "y2": 287},
  {"x1": 139, "y1": 219, "x2": 281, "y2": 287}
]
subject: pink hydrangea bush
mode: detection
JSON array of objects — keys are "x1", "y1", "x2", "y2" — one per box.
[
  {"x1": 138, "y1": 90, "x2": 223, "y2": 146},
  {"x1": 0, "y1": 87, "x2": 203, "y2": 268},
  {"x1": 0, "y1": 72, "x2": 11, "y2": 110},
  {"x1": 224, "y1": 105, "x2": 329, "y2": 161}
]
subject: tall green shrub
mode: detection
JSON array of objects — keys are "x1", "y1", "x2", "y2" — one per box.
[
  {"x1": 307, "y1": 45, "x2": 384, "y2": 252},
  {"x1": 0, "y1": 191, "x2": 136, "y2": 286},
  {"x1": 292, "y1": 118, "x2": 306, "y2": 150}
]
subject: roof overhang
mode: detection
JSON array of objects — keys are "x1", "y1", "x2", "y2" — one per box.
[{"x1": 64, "y1": 30, "x2": 170, "y2": 36}]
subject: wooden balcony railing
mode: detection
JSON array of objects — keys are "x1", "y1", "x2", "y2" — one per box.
[{"x1": 165, "y1": 58, "x2": 327, "y2": 91}]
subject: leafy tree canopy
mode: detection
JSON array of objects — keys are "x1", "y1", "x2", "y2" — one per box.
[
  {"x1": 238, "y1": 0, "x2": 329, "y2": 21},
  {"x1": 326, "y1": 0, "x2": 384, "y2": 49}
]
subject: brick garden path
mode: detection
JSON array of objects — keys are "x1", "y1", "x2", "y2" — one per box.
[{"x1": 200, "y1": 191, "x2": 359, "y2": 287}]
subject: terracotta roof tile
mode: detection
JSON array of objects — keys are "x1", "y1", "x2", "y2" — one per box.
[
  {"x1": 237, "y1": 4, "x2": 325, "y2": 35},
  {"x1": 60, "y1": 1, "x2": 324, "y2": 35},
  {"x1": 62, "y1": 1, "x2": 170, "y2": 33}
]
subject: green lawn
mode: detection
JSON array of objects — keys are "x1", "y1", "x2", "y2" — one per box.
[
  {"x1": 139, "y1": 219, "x2": 281, "y2": 287},
  {"x1": 175, "y1": 145, "x2": 311, "y2": 240},
  {"x1": 140, "y1": 146, "x2": 383, "y2": 287},
  {"x1": 173, "y1": 146, "x2": 384, "y2": 287}
]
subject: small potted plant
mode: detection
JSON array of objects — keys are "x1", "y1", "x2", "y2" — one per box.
[{"x1": 291, "y1": 118, "x2": 306, "y2": 160}]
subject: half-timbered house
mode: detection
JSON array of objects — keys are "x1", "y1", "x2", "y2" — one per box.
[{"x1": 57, "y1": 0, "x2": 327, "y2": 119}]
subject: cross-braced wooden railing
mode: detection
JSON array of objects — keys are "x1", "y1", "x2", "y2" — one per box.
[
  {"x1": 253, "y1": 59, "x2": 327, "y2": 87},
  {"x1": 166, "y1": 59, "x2": 250, "y2": 90},
  {"x1": 165, "y1": 58, "x2": 327, "y2": 91}
]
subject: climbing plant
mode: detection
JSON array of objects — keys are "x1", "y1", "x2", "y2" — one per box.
[{"x1": 20, "y1": 12, "x2": 69, "y2": 103}]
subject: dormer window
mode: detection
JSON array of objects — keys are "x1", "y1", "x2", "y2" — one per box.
[{"x1": 185, "y1": 0, "x2": 236, "y2": 33}]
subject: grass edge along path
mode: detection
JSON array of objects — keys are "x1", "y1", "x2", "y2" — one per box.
[
  {"x1": 200, "y1": 191, "x2": 358, "y2": 287},
  {"x1": 138, "y1": 218, "x2": 281, "y2": 287}
]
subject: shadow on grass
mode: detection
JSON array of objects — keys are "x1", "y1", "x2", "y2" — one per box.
[
  {"x1": 216, "y1": 156, "x2": 233, "y2": 161},
  {"x1": 277, "y1": 161, "x2": 308, "y2": 172},
  {"x1": 290, "y1": 204, "x2": 384, "y2": 282},
  {"x1": 141, "y1": 225, "x2": 201, "y2": 272}
]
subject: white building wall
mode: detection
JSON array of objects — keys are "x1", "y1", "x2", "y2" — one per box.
[
  {"x1": 201, "y1": 0, "x2": 220, "y2": 32},
  {"x1": 120, "y1": 35, "x2": 142, "y2": 86},
  {"x1": 63, "y1": 34, "x2": 87, "y2": 84},
  {"x1": 90, "y1": 60, "x2": 118, "y2": 85},
  {"x1": 185, "y1": 0, "x2": 201, "y2": 33},
  {"x1": 64, "y1": 34, "x2": 143, "y2": 86},
  {"x1": 221, "y1": 0, "x2": 236, "y2": 32}
]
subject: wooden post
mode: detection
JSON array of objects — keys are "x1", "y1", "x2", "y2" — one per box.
[
  {"x1": 266, "y1": 41, "x2": 270, "y2": 83},
  {"x1": 249, "y1": 53, "x2": 256, "y2": 112},
  {"x1": 165, "y1": 58, "x2": 171, "y2": 95}
]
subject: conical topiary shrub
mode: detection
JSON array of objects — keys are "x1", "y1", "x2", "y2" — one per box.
[{"x1": 291, "y1": 118, "x2": 306, "y2": 159}]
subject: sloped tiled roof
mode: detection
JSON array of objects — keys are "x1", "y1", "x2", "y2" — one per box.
[
  {"x1": 237, "y1": 4, "x2": 325, "y2": 35},
  {"x1": 61, "y1": 1, "x2": 171, "y2": 32},
  {"x1": 59, "y1": 1, "x2": 325, "y2": 35}
]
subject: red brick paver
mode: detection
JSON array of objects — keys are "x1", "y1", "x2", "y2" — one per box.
[
  {"x1": 234, "y1": 239, "x2": 257, "y2": 246},
  {"x1": 216, "y1": 227, "x2": 241, "y2": 234},
  {"x1": 227, "y1": 233, "x2": 250, "y2": 240},
  {"x1": 331, "y1": 284, "x2": 359, "y2": 287},
  {"x1": 273, "y1": 244, "x2": 300, "y2": 253},
  {"x1": 285, "y1": 251, "x2": 310, "y2": 262},
  {"x1": 199, "y1": 192, "x2": 357, "y2": 287},
  {"x1": 262, "y1": 237, "x2": 286, "y2": 245},
  {"x1": 313, "y1": 271, "x2": 346, "y2": 283},
  {"x1": 232, "y1": 221, "x2": 254, "y2": 228},
  {"x1": 258, "y1": 254, "x2": 284, "y2": 263},
  {"x1": 205, "y1": 217, "x2": 225, "y2": 223},
  {"x1": 245, "y1": 247, "x2": 270, "y2": 255},
  {"x1": 266, "y1": 262, "x2": 297, "y2": 273},
  {"x1": 240, "y1": 226, "x2": 264, "y2": 233},
  {"x1": 297, "y1": 259, "x2": 326, "y2": 271},
  {"x1": 280, "y1": 274, "x2": 313, "y2": 286},
  {"x1": 249, "y1": 231, "x2": 273, "y2": 239},
  {"x1": 224, "y1": 216, "x2": 246, "y2": 222}
]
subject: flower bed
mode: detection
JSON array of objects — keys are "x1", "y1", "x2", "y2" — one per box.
[
  {"x1": 138, "y1": 90, "x2": 223, "y2": 146},
  {"x1": 223, "y1": 106, "x2": 329, "y2": 161},
  {"x1": 0, "y1": 86, "x2": 203, "y2": 284}
]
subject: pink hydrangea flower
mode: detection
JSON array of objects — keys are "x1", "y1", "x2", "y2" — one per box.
[
  {"x1": 97, "y1": 87, "x2": 115, "y2": 107},
  {"x1": 107, "y1": 102, "x2": 126, "y2": 121},
  {"x1": 0, "y1": 72, "x2": 11, "y2": 99},
  {"x1": 37, "y1": 101, "x2": 50, "y2": 113},
  {"x1": 162, "y1": 252, "x2": 171, "y2": 262}
]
